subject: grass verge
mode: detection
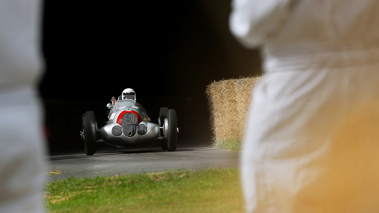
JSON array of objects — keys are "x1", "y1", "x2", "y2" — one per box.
[
  {"x1": 214, "y1": 139, "x2": 242, "y2": 151},
  {"x1": 45, "y1": 168, "x2": 243, "y2": 213}
]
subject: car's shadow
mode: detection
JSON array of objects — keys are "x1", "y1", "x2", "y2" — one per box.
[
  {"x1": 97, "y1": 146, "x2": 196, "y2": 155},
  {"x1": 48, "y1": 139, "x2": 212, "y2": 161},
  {"x1": 48, "y1": 146, "x2": 197, "y2": 161}
]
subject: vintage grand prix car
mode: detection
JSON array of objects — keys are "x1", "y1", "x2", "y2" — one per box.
[{"x1": 80, "y1": 89, "x2": 178, "y2": 155}]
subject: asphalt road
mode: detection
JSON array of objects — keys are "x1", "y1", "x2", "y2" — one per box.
[{"x1": 47, "y1": 140, "x2": 241, "y2": 182}]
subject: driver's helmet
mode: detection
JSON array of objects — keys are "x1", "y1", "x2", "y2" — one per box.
[{"x1": 121, "y1": 88, "x2": 136, "y2": 101}]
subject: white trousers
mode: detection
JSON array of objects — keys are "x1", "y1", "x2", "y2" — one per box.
[
  {"x1": 0, "y1": 88, "x2": 47, "y2": 213},
  {"x1": 242, "y1": 65, "x2": 379, "y2": 213}
]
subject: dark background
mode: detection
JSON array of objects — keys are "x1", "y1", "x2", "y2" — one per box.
[{"x1": 39, "y1": 0, "x2": 262, "y2": 154}]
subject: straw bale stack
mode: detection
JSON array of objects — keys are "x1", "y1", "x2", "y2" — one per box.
[{"x1": 206, "y1": 76, "x2": 260, "y2": 147}]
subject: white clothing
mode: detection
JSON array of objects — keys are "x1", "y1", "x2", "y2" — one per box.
[
  {"x1": 0, "y1": 0, "x2": 44, "y2": 90},
  {"x1": 230, "y1": 0, "x2": 379, "y2": 212},
  {"x1": 0, "y1": 0, "x2": 46, "y2": 213},
  {"x1": 0, "y1": 88, "x2": 47, "y2": 213}
]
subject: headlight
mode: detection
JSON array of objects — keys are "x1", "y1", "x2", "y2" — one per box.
[
  {"x1": 137, "y1": 123, "x2": 147, "y2": 135},
  {"x1": 111, "y1": 125, "x2": 122, "y2": 136}
]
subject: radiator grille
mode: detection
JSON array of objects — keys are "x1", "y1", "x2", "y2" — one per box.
[
  {"x1": 121, "y1": 113, "x2": 138, "y2": 125},
  {"x1": 122, "y1": 113, "x2": 138, "y2": 137}
]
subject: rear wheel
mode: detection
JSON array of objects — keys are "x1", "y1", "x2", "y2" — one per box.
[
  {"x1": 163, "y1": 109, "x2": 177, "y2": 151},
  {"x1": 81, "y1": 111, "x2": 98, "y2": 155}
]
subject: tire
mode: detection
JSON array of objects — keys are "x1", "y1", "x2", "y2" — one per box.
[
  {"x1": 159, "y1": 107, "x2": 169, "y2": 150},
  {"x1": 163, "y1": 109, "x2": 177, "y2": 151},
  {"x1": 81, "y1": 111, "x2": 97, "y2": 155}
]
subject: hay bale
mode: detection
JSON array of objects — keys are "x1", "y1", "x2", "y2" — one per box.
[{"x1": 205, "y1": 76, "x2": 260, "y2": 148}]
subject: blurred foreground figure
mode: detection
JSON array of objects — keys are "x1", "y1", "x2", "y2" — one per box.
[
  {"x1": 0, "y1": 0, "x2": 47, "y2": 212},
  {"x1": 230, "y1": 0, "x2": 379, "y2": 212}
]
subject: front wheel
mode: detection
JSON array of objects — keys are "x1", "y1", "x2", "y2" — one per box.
[
  {"x1": 162, "y1": 109, "x2": 177, "y2": 151},
  {"x1": 158, "y1": 107, "x2": 168, "y2": 127},
  {"x1": 81, "y1": 111, "x2": 98, "y2": 155},
  {"x1": 159, "y1": 107, "x2": 169, "y2": 150}
]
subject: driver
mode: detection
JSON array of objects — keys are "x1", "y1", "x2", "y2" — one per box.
[{"x1": 111, "y1": 88, "x2": 136, "y2": 106}]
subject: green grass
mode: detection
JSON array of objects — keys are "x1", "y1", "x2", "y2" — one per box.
[
  {"x1": 214, "y1": 139, "x2": 242, "y2": 151},
  {"x1": 45, "y1": 169, "x2": 244, "y2": 213}
]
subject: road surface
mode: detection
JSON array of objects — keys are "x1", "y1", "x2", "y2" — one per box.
[{"x1": 47, "y1": 140, "x2": 240, "y2": 182}]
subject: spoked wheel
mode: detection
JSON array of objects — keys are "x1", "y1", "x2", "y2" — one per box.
[
  {"x1": 160, "y1": 109, "x2": 177, "y2": 151},
  {"x1": 81, "y1": 111, "x2": 98, "y2": 155}
]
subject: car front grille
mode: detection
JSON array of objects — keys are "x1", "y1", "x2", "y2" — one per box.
[
  {"x1": 121, "y1": 113, "x2": 138, "y2": 125},
  {"x1": 121, "y1": 113, "x2": 138, "y2": 137}
]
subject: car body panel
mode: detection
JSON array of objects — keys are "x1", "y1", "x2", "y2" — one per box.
[
  {"x1": 107, "y1": 99, "x2": 148, "y2": 123},
  {"x1": 99, "y1": 99, "x2": 161, "y2": 147}
]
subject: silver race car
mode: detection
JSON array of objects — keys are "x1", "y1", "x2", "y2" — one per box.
[{"x1": 80, "y1": 88, "x2": 178, "y2": 155}]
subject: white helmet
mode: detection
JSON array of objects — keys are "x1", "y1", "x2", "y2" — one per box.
[{"x1": 121, "y1": 88, "x2": 136, "y2": 101}]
